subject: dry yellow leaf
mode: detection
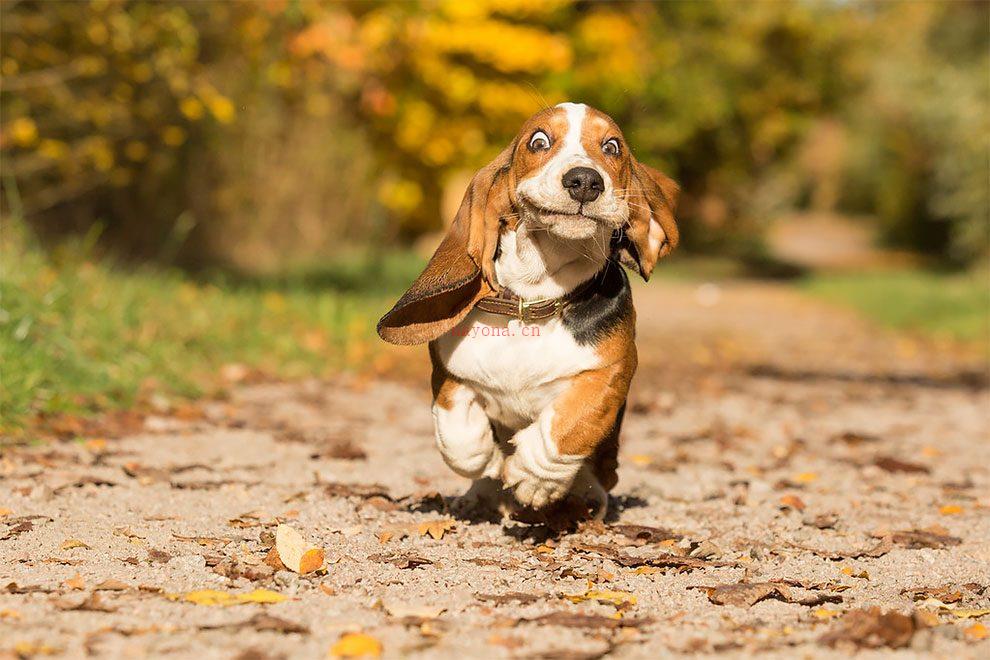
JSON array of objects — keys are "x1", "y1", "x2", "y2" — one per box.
[
  {"x1": 13, "y1": 642, "x2": 60, "y2": 656},
  {"x1": 60, "y1": 539, "x2": 91, "y2": 550},
  {"x1": 275, "y1": 524, "x2": 325, "y2": 574},
  {"x1": 565, "y1": 587, "x2": 637, "y2": 608},
  {"x1": 168, "y1": 588, "x2": 288, "y2": 606},
  {"x1": 840, "y1": 567, "x2": 869, "y2": 579},
  {"x1": 330, "y1": 632, "x2": 382, "y2": 657},
  {"x1": 939, "y1": 504, "x2": 963, "y2": 515},
  {"x1": 632, "y1": 566, "x2": 661, "y2": 575},
  {"x1": 965, "y1": 623, "x2": 988, "y2": 641},
  {"x1": 417, "y1": 518, "x2": 456, "y2": 540},
  {"x1": 629, "y1": 454, "x2": 653, "y2": 466},
  {"x1": 0, "y1": 507, "x2": 12, "y2": 518},
  {"x1": 64, "y1": 573, "x2": 85, "y2": 590},
  {"x1": 950, "y1": 608, "x2": 990, "y2": 619},
  {"x1": 793, "y1": 472, "x2": 818, "y2": 484},
  {"x1": 0, "y1": 609, "x2": 21, "y2": 620},
  {"x1": 813, "y1": 608, "x2": 842, "y2": 620}
]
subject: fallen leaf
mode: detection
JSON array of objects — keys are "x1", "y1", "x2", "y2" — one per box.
[
  {"x1": 813, "y1": 608, "x2": 843, "y2": 620},
  {"x1": 939, "y1": 504, "x2": 963, "y2": 515},
  {"x1": 840, "y1": 567, "x2": 870, "y2": 579},
  {"x1": 94, "y1": 579, "x2": 129, "y2": 591},
  {"x1": 523, "y1": 612, "x2": 651, "y2": 629},
  {"x1": 965, "y1": 623, "x2": 988, "y2": 641},
  {"x1": 475, "y1": 592, "x2": 543, "y2": 605},
  {"x1": 610, "y1": 524, "x2": 681, "y2": 545},
  {"x1": 264, "y1": 547, "x2": 286, "y2": 571},
  {"x1": 417, "y1": 518, "x2": 456, "y2": 540},
  {"x1": 793, "y1": 472, "x2": 818, "y2": 484},
  {"x1": 147, "y1": 548, "x2": 172, "y2": 563},
  {"x1": 779, "y1": 495, "x2": 806, "y2": 511},
  {"x1": 572, "y1": 543, "x2": 728, "y2": 571},
  {"x1": 0, "y1": 508, "x2": 12, "y2": 517},
  {"x1": 0, "y1": 609, "x2": 21, "y2": 619},
  {"x1": 167, "y1": 588, "x2": 288, "y2": 606},
  {"x1": 367, "y1": 553, "x2": 435, "y2": 570},
  {"x1": 949, "y1": 609, "x2": 990, "y2": 619},
  {"x1": 60, "y1": 539, "x2": 91, "y2": 551},
  {"x1": 819, "y1": 607, "x2": 916, "y2": 649},
  {"x1": 565, "y1": 586, "x2": 637, "y2": 609},
  {"x1": 874, "y1": 456, "x2": 930, "y2": 474},
  {"x1": 330, "y1": 632, "x2": 382, "y2": 658},
  {"x1": 691, "y1": 581, "x2": 843, "y2": 608},
  {"x1": 275, "y1": 524, "x2": 325, "y2": 574},
  {"x1": 901, "y1": 585, "x2": 963, "y2": 603},
  {"x1": 64, "y1": 573, "x2": 85, "y2": 590},
  {"x1": 324, "y1": 482, "x2": 392, "y2": 500},
  {"x1": 890, "y1": 529, "x2": 961, "y2": 549},
  {"x1": 804, "y1": 514, "x2": 838, "y2": 530}
]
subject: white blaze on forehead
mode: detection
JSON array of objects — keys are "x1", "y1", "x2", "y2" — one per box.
[{"x1": 555, "y1": 102, "x2": 588, "y2": 159}]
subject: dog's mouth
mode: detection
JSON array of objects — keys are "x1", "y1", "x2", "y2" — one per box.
[{"x1": 519, "y1": 196, "x2": 610, "y2": 226}]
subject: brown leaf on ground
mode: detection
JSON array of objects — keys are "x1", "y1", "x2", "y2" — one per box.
[
  {"x1": 874, "y1": 455, "x2": 931, "y2": 474},
  {"x1": 572, "y1": 543, "x2": 728, "y2": 571},
  {"x1": 4, "y1": 582, "x2": 53, "y2": 594},
  {"x1": 476, "y1": 592, "x2": 543, "y2": 605},
  {"x1": 901, "y1": 585, "x2": 964, "y2": 603},
  {"x1": 264, "y1": 547, "x2": 286, "y2": 571},
  {"x1": 60, "y1": 539, "x2": 91, "y2": 550},
  {"x1": 818, "y1": 607, "x2": 917, "y2": 649},
  {"x1": 56, "y1": 592, "x2": 117, "y2": 613},
  {"x1": 94, "y1": 580, "x2": 130, "y2": 591},
  {"x1": 523, "y1": 612, "x2": 652, "y2": 629},
  {"x1": 214, "y1": 557, "x2": 276, "y2": 582},
  {"x1": 804, "y1": 514, "x2": 838, "y2": 529},
  {"x1": 890, "y1": 529, "x2": 962, "y2": 549},
  {"x1": 610, "y1": 524, "x2": 682, "y2": 545},
  {"x1": 201, "y1": 613, "x2": 309, "y2": 634},
  {"x1": 789, "y1": 535, "x2": 893, "y2": 560},
  {"x1": 1, "y1": 520, "x2": 34, "y2": 539},
  {"x1": 834, "y1": 431, "x2": 882, "y2": 445},
  {"x1": 324, "y1": 482, "x2": 392, "y2": 500},
  {"x1": 691, "y1": 581, "x2": 843, "y2": 607},
  {"x1": 314, "y1": 440, "x2": 367, "y2": 461},
  {"x1": 147, "y1": 548, "x2": 172, "y2": 563},
  {"x1": 367, "y1": 553, "x2": 435, "y2": 569},
  {"x1": 53, "y1": 476, "x2": 119, "y2": 493},
  {"x1": 172, "y1": 533, "x2": 233, "y2": 546}
]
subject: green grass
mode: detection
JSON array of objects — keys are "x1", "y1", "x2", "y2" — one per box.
[
  {"x1": 801, "y1": 269, "x2": 990, "y2": 345},
  {"x1": 0, "y1": 220, "x2": 423, "y2": 433}
]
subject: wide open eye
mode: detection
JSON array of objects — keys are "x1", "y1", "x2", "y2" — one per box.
[
  {"x1": 528, "y1": 130, "x2": 551, "y2": 152},
  {"x1": 602, "y1": 138, "x2": 621, "y2": 156}
]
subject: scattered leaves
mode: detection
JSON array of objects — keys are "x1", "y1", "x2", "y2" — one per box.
[
  {"x1": 417, "y1": 518, "x2": 456, "y2": 540},
  {"x1": 275, "y1": 524, "x2": 325, "y2": 574},
  {"x1": 330, "y1": 632, "x2": 382, "y2": 658},
  {"x1": 691, "y1": 581, "x2": 843, "y2": 608},
  {"x1": 901, "y1": 585, "x2": 963, "y2": 603},
  {"x1": 565, "y1": 586, "x2": 637, "y2": 609}
]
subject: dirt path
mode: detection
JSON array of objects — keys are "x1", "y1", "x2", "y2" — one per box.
[{"x1": 3, "y1": 281, "x2": 988, "y2": 658}]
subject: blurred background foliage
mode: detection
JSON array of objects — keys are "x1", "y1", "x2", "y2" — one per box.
[{"x1": 2, "y1": 0, "x2": 987, "y2": 271}]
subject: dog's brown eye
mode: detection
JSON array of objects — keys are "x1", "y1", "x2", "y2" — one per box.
[
  {"x1": 602, "y1": 138, "x2": 621, "y2": 156},
  {"x1": 528, "y1": 130, "x2": 551, "y2": 152}
]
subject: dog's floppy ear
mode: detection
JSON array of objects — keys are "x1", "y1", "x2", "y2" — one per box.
[
  {"x1": 614, "y1": 160, "x2": 680, "y2": 281},
  {"x1": 377, "y1": 144, "x2": 514, "y2": 345}
]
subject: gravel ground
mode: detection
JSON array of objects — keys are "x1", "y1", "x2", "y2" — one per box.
[{"x1": 2, "y1": 280, "x2": 988, "y2": 659}]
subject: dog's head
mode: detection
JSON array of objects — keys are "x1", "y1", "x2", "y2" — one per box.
[{"x1": 377, "y1": 103, "x2": 679, "y2": 345}]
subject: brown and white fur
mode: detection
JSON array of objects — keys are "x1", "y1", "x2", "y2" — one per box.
[{"x1": 378, "y1": 103, "x2": 679, "y2": 520}]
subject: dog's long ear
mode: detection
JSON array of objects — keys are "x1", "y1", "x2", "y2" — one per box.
[
  {"x1": 614, "y1": 160, "x2": 680, "y2": 281},
  {"x1": 377, "y1": 144, "x2": 514, "y2": 345}
]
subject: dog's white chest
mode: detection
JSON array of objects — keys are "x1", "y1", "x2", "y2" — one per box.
[{"x1": 434, "y1": 309, "x2": 599, "y2": 428}]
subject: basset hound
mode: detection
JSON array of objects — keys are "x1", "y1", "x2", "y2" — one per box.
[{"x1": 378, "y1": 103, "x2": 679, "y2": 520}]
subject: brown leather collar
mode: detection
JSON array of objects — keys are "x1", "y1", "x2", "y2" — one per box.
[{"x1": 474, "y1": 273, "x2": 600, "y2": 322}]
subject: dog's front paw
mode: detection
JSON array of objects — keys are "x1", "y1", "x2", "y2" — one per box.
[{"x1": 503, "y1": 455, "x2": 573, "y2": 510}]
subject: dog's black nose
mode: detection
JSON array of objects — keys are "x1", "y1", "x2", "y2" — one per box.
[{"x1": 562, "y1": 167, "x2": 604, "y2": 203}]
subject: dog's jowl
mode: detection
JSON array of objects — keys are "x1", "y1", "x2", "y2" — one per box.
[{"x1": 378, "y1": 103, "x2": 679, "y2": 520}]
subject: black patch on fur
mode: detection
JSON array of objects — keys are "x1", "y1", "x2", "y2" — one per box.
[{"x1": 561, "y1": 262, "x2": 632, "y2": 346}]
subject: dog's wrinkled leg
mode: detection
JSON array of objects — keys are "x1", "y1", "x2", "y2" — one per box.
[{"x1": 432, "y1": 383, "x2": 504, "y2": 481}]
